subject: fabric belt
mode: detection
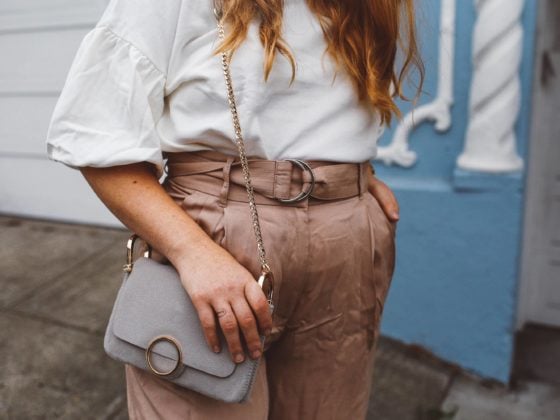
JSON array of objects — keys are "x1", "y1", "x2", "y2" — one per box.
[{"x1": 162, "y1": 150, "x2": 373, "y2": 206}]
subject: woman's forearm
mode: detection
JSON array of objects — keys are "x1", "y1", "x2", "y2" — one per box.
[{"x1": 79, "y1": 162, "x2": 219, "y2": 274}]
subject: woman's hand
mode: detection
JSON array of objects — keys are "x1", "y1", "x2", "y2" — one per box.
[
  {"x1": 365, "y1": 163, "x2": 400, "y2": 223},
  {"x1": 175, "y1": 243, "x2": 272, "y2": 364}
]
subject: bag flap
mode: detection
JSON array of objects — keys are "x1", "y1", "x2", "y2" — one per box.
[{"x1": 113, "y1": 257, "x2": 237, "y2": 378}]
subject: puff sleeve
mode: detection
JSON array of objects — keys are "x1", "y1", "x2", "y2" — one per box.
[{"x1": 46, "y1": 24, "x2": 168, "y2": 178}]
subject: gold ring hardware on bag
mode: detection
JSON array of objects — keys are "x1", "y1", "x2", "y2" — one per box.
[
  {"x1": 278, "y1": 159, "x2": 316, "y2": 203},
  {"x1": 123, "y1": 234, "x2": 152, "y2": 273},
  {"x1": 145, "y1": 335, "x2": 184, "y2": 377},
  {"x1": 258, "y1": 266, "x2": 275, "y2": 306}
]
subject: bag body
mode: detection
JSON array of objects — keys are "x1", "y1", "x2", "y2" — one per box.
[{"x1": 104, "y1": 256, "x2": 267, "y2": 403}]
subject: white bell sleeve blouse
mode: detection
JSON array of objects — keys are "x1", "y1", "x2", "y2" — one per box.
[{"x1": 46, "y1": 0, "x2": 384, "y2": 179}]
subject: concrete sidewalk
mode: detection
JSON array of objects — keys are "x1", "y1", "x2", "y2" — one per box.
[{"x1": 1, "y1": 215, "x2": 559, "y2": 419}]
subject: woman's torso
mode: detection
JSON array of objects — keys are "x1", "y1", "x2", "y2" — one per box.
[
  {"x1": 159, "y1": 0, "x2": 384, "y2": 162},
  {"x1": 45, "y1": 0, "x2": 385, "y2": 176}
]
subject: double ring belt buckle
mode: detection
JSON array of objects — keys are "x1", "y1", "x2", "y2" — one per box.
[{"x1": 278, "y1": 159, "x2": 316, "y2": 203}]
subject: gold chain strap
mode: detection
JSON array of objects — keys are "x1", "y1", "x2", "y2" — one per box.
[{"x1": 214, "y1": 5, "x2": 271, "y2": 274}]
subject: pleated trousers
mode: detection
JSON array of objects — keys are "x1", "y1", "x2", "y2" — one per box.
[{"x1": 125, "y1": 150, "x2": 396, "y2": 420}]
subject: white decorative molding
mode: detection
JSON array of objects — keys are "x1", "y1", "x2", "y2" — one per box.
[
  {"x1": 375, "y1": 0, "x2": 456, "y2": 168},
  {"x1": 456, "y1": 0, "x2": 525, "y2": 172}
]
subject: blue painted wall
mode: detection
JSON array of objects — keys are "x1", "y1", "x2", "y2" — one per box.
[{"x1": 375, "y1": 0, "x2": 538, "y2": 382}]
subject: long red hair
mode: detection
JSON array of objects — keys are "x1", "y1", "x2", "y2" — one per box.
[{"x1": 214, "y1": 0, "x2": 424, "y2": 125}]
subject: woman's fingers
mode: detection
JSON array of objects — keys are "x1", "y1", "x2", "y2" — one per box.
[
  {"x1": 368, "y1": 176, "x2": 400, "y2": 222},
  {"x1": 192, "y1": 301, "x2": 221, "y2": 353},
  {"x1": 213, "y1": 301, "x2": 246, "y2": 363},
  {"x1": 244, "y1": 280, "x2": 273, "y2": 336},
  {"x1": 230, "y1": 298, "x2": 263, "y2": 359}
]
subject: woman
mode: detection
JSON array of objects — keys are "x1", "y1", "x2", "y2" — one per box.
[{"x1": 46, "y1": 0, "x2": 423, "y2": 418}]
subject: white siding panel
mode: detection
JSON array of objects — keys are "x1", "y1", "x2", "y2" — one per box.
[
  {"x1": 0, "y1": 0, "x2": 107, "y2": 33},
  {"x1": 0, "y1": 29, "x2": 92, "y2": 93},
  {"x1": 0, "y1": 157, "x2": 122, "y2": 228},
  {"x1": 0, "y1": 96, "x2": 57, "y2": 155}
]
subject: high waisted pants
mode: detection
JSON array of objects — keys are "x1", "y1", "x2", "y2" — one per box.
[{"x1": 124, "y1": 151, "x2": 396, "y2": 420}]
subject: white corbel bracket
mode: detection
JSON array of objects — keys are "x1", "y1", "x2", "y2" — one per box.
[{"x1": 375, "y1": 0, "x2": 456, "y2": 168}]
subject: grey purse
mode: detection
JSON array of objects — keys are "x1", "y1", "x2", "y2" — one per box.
[{"x1": 103, "y1": 4, "x2": 275, "y2": 404}]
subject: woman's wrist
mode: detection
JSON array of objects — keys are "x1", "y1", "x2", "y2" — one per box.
[{"x1": 164, "y1": 229, "x2": 225, "y2": 276}]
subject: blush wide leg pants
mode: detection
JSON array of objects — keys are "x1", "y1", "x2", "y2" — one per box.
[{"x1": 124, "y1": 151, "x2": 396, "y2": 420}]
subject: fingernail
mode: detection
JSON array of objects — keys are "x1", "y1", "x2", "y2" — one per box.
[
  {"x1": 213, "y1": 346, "x2": 220, "y2": 353},
  {"x1": 391, "y1": 212, "x2": 400, "y2": 221},
  {"x1": 234, "y1": 353, "x2": 244, "y2": 363},
  {"x1": 251, "y1": 350, "x2": 261, "y2": 359}
]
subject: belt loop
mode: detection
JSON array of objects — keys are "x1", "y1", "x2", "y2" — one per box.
[
  {"x1": 358, "y1": 162, "x2": 366, "y2": 199},
  {"x1": 219, "y1": 157, "x2": 235, "y2": 207}
]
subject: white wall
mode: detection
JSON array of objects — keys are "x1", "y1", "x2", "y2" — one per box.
[{"x1": 0, "y1": 0, "x2": 123, "y2": 227}]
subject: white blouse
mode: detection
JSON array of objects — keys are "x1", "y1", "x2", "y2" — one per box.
[{"x1": 46, "y1": 0, "x2": 384, "y2": 178}]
